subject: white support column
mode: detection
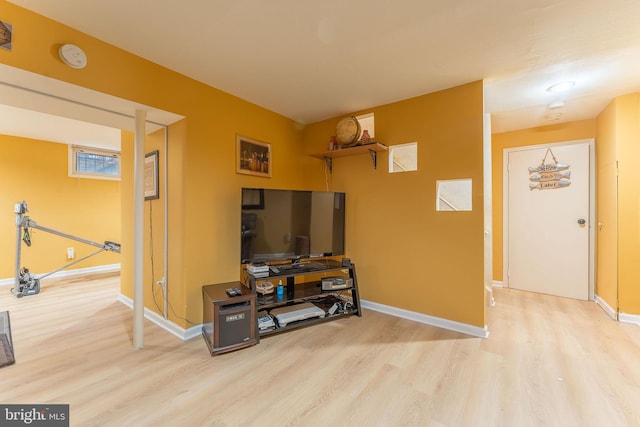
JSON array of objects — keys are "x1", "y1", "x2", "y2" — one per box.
[
  {"x1": 133, "y1": 110, "x2": 146, "y2": 349},
  {"x1": 163, "y1": 126, "x2": 169, "y2": 319},
  {"x1": 483, "y1": 112, "x2": 494, "y2": 308}
]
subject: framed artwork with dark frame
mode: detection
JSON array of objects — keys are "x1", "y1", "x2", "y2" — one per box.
[
  {"x1": 242, "y1": 188, "x2": 265, "y2": 210},
  {"x1": 236, "y1": 135, "x2": 271, "y2": 177},
  {"x1": 144, "y1": 150, "x2": 159, "y2": 200}
]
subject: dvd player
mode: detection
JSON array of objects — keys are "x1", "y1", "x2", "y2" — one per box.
[
  {"x1": 271, "y1": 303, "x2": 325, "y2": 327},
  {"x1": 321, "y1": 276, "x2": 353, "y2": 291}
]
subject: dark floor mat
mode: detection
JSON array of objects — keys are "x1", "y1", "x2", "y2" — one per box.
[
  {"x1": 0, "y1": 333, "x2": 15, "y2": 367},
  {"x1": 0, "y1": 311, "x2": 14, "y2": 368}
]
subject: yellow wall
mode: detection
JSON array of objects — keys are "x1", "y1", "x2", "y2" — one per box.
[
  {"x1": 595, "y1": 101, "x2": 618, "y2": 308},
  {"x1": 491, "y1": 120, "x2": 597, "y2": 282},
  {"x1": 3, "y1": 2, "x2": 488, "y2": 328},
  {"x1": 301, "y1": 81, "x2": 486, "y2": 328},
  {"x1": 1, "y1": 1, "x2": 306, "y2": 326},
  {"x1": 0, "y1": 134, "x2": 121, "y2": 279},
  {"x1": 595, "y1": 93, "x2": 640, "y2": 316},
  {"x1": 615, "y1": 93, "x2": 640, "y2": 315}
]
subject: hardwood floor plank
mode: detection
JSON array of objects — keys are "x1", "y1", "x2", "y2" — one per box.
[{"x1": 1, "y1": 275, "x2": 640, "y2": 426}]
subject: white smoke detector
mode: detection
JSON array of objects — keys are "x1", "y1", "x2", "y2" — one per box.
[{"x1": 58, "y1": 44, "x2": 87, "y2": 69}]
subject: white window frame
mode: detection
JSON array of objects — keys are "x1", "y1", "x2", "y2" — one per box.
[
  {"x1": 436, "y1": 178, "x2": 473, "y2": 211},
  {"x1": 389, "y1": 142, "x2": 418, "y2": 173},
  {"x1": 356, "y1": 112, "x2": 375, "y2": 141},
  {"x1": 69, "y1": 145, "x2": 121, "y2": 181}
]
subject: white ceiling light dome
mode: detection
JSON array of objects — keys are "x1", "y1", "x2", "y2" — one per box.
[
  {"x1": 548, "y1": 100, "x2": 565, "y2": 109},
  {"x1": 547, "y1": 81, "x2": 575, "y2": 93}
]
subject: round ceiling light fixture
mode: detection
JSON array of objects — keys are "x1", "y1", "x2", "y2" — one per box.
[
  {"x1": 548, "y1": 100, "x2": 565, "y2": 110},
  {"x1": 58, "y1": 44, "x2": 87, "y2": 69},
  {"x1": 547, "y1": 81, "x2": 575, "y2": 93}
]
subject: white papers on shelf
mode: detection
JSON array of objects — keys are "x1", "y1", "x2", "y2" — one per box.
[{"x1": 247, "y1": 263, "x2": 269, "y2": 275}]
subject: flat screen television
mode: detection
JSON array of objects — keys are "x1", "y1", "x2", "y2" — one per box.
[{"x1": 241, "y1": 188, "x2": 346, "y2": 264}]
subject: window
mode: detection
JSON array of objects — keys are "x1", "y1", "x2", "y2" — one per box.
[
  {"x1": 356, "y1": 113, "x2": 375, "y2": 140},
  {"x1": 436, "y1": 179, "x2": 472, "y2": 211},
  {"x1": 389, "y1": 142, "x2": 417, "y2": 173},
  {"x1": 69, "y1": 145, "x2": 121, "y2": 180}
]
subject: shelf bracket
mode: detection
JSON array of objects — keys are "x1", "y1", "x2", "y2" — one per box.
[
  {"x1": 368, "y1": 149, "x2": 378, "y2": 169},
  {"x1": 323, "y1": 156, "x2": 333, "y2": 173}
]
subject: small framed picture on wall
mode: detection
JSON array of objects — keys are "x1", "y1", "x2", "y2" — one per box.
[
  {"x1": 236, "y1": 135, "x2": 271, "y2": 178},
  {"x1": 144, "y1": 150, "x2": 159, "y2": 200}
]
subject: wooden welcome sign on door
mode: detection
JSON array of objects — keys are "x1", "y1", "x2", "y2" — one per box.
[{"x1": 528, "y1": 148, "x2": 571, "y2": 190}]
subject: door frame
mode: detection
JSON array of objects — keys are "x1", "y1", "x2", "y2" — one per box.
[{"x1": 503, "y1": 138, "x2": 595, "y2": 300}]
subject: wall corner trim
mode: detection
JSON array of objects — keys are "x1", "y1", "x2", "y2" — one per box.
[
  {"x1": 360, "y1": 299, "x2": 489, "y2": 339},
  {"x1": 492, "y1": 280, "x2": 504, "y2": 287},
  {"x1": 118, "y1": 294, "x2": 202, "y2": 341},
  {"x1": 595, "y1": 294, "x2": 617, "y2": 320}
]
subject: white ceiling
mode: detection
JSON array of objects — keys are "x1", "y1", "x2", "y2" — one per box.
[
  {"x1": 0, "y1": 62, "x2": 184, "y2": 149},
  {"x1": 0, "y1": 104, "x2": 121, "y2": 150},
  {"x1": 4, "y1": 0, "x2": 640, "y2": 140}
]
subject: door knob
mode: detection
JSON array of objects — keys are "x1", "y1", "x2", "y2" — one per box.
[{"x1": 577, "y1": 219, "x2": 586, "y2": 225}]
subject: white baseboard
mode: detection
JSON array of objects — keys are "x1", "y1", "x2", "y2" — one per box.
[
  {"x1": 619, "y1": 312, "x2": 640, "y2": 326},
  {"x1": 360, "y1": 299, "x2": 489, "y2": 339},
  {"x1": 492, "y1": 280, "x2": 504, "y2": 288},
  {"x1": 121, "y1": 295, "x2": 490, "y2": 341},
  {"x1": 117, "y1": 294, "x2": 202, "y2": 341},
  {"x1": 0, "y1": 263, "x2": 121, "y2": 287},
  {"x1": 593, "y1": 296, "x2": 640, "y2": 326},
  {"x1": 595, "y1": 294, "x2": 617, "y2": 321}
]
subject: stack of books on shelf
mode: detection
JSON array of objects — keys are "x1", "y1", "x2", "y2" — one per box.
[
  {"x1": 257, "y1": 311, "x2": 276, "y2": 332},
  {"x1": 247, "y1": 263, "x2": 269, "y2": 278}
]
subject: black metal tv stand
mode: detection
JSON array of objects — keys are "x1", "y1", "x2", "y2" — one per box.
[{"x1": 242, "y1": 259, "x2": 362, "y2": 337}]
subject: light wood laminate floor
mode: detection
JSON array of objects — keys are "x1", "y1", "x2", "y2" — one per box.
[{"x1": 1, "y1": 274, "x2": 639, "y2": 426}]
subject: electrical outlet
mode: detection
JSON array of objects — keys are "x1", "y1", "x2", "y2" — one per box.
[{"x1": 67, "y1": 247, "x2": 74, "y2": 259}]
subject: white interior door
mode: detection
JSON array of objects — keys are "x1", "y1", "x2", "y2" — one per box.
[{"x1": 506, "y1": 142, "x2": 590, "y2": 300}]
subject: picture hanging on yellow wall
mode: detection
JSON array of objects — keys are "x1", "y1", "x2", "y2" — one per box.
[
  {"x1": 144, "y1": 150, "x2": 159, "y2": 200},
  {"x1": 0, "y1": 20, "x2": 12, "y2": 51},
  {"x1": 236, "y1": 135, "x2": 271, "y2": 178}
]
